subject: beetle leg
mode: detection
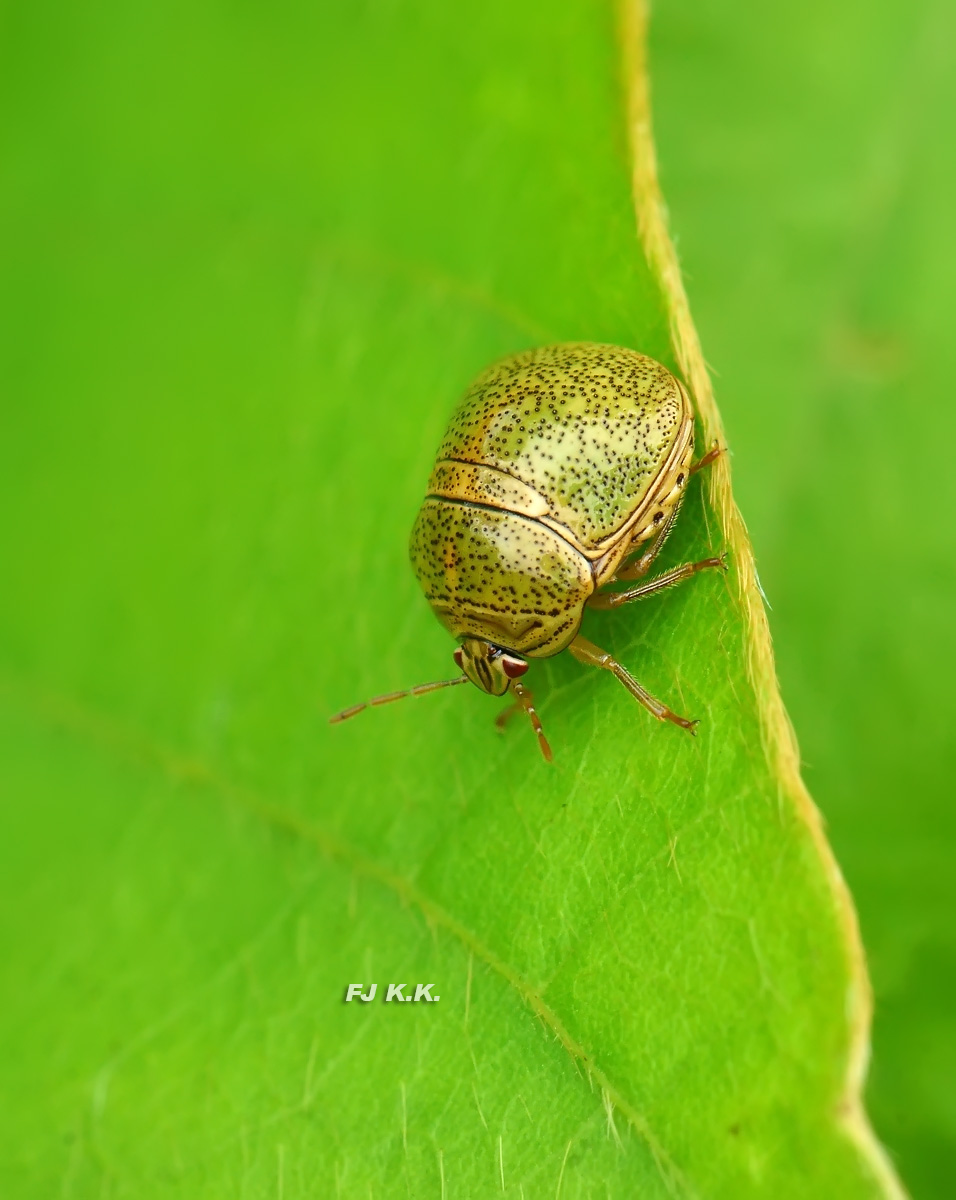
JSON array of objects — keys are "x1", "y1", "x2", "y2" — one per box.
[
  {"x1": 614, "y1": 507, "x2": 681, "y2": 582},
  {"x1": 568, "y1": 635, "x2": 698, "y2": 733},
  {"x1": 611, "y1": 444, "x2": 724, "y2": 586},
  {"x1": 495, "y1": 700, "x2": 521, "y2": 730},
  {"x1": 512, "y1": 682, "x2": 553, "y2": 762},
  {"x1": 589, "y1": 555, "x2": 726, "y2": 609},
  {"x1": 496, "y1": 685, "x2": 552, "y2": 761},
  {"x1": 689, "y1": 441, "x2": 723, "y2": 475}
]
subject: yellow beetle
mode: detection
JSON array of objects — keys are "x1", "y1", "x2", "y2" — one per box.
[{"x1": 332, "y1": 343, "x2": 724, "y2": 760}]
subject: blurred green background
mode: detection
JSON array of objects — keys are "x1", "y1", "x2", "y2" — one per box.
[
  {"x1": 0, "y1": 0, "x2": 952, "y2": 1196},
  {"x1": 651, "y1": 1, "x2": 956, "y2": 1193}
]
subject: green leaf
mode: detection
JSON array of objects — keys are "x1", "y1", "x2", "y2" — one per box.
[
  {"x1": 0, "y1": 2, "x2": 903, "y2": 1197},
  {"x1": 649, "y1": 2, "x2": 955, "y2": 1195}
]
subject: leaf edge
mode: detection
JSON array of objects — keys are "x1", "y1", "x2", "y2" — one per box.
[{"x1": 619, "y1": 3, "x2": 908, "y2": 1195}]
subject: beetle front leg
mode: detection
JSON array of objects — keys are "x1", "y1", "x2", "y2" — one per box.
[
  {"x1": 568, "y1": 635, "x2": 698, "y2": 733},
  {"x1": 589, "y1": 554, "x2": 727, "y2": 609},
  {"x1": 495, "y1": 683, "x2": 552, "y2": 762}
]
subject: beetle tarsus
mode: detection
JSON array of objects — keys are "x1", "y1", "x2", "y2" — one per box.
[
  {"x1": 568, "y1": 634, "x2": 697, "y2": 733},
  {"x1": 697, "y1": 554, "x2": 728, "y2": 573},
  {"x1": 689, "y1": 441, "x2": 724, "y2": 475}
]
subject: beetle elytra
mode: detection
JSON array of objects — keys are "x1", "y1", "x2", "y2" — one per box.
[{"x1": 330, "y1": 343, "x2": 725, "y2": 760}]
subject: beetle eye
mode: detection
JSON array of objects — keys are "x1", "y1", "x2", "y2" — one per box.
[
  {"x1": 502, "y1": 656, "x2": 528, "y2": 679},
  {"x1": 453, "y1": 647, "x2": 464, "y2": 669}
]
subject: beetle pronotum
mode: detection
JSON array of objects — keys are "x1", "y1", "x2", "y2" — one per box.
[{"x1": 331, "y1": 343, "x2": 725, "y2": 760}]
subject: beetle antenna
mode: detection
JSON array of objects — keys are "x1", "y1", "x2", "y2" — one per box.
[
  {"x1": 329, "y1": 674, "x2": 469, "y2": 723},
  {"x1": 512, "y1": 682, "x2": 553, "y2": 763}
]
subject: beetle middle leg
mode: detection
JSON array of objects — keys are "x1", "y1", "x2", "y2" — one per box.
[
  {"x1": 689, "y1": 441, "x2": 723, "y2": 476},
  {"x1": 611, "y1": 443, "x2": 724, "y2": 585},
  {"x1": 589, "y1": 554, "x2": 727, "y2": 610},
  {"x1": 614, "y1": 507, "x2": 681, "y2": 583},
  {"x1": 568, "y1": 635, "x2": 697, "y2": 733}
]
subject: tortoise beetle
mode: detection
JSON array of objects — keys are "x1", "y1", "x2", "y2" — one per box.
[{"x1": 331, "y1": 343, "x2": 724, "y2": 760}]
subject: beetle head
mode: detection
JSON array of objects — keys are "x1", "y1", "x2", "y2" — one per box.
[{"x1": 453, "y1": 639, "x2": 528, "y2": 696}]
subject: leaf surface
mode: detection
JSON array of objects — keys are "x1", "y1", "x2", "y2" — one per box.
[
  {"x1": 0, "y1": 1, "x2": 901, "y2": 1196},
  {"x1": 649, "y1": 2, "x2": 955, "y2": 1194}
]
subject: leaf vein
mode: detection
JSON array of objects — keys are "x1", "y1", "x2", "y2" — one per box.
[{"x1": 2, "y1": 672, "x2": 696, "y2": 1198}]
